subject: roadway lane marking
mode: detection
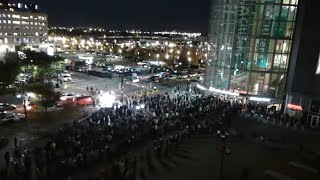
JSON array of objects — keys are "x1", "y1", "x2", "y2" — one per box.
[
  {"x1": 264, "y1": 170, "x2": 295, "y2": 180},
  {"x1": 288, "y1": 161, "x2": 319, "y2": 174}
]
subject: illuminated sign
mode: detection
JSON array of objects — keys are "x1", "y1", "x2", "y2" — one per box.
[
  {"x1": 209, "y1": 87, "x2": 240, "y2": 96},
  {"x1": 249, "y1": 97, "x2": 271, "y2": 102},
  {"x1": 233, "y1": 0, "x2": 255, "y2": 70},
  {"x1": 287, "y1": 104, "x2": 303, "y2": 111},
  {"x1": 257, "y1": 1, "x2": 275, "y2": 68}
]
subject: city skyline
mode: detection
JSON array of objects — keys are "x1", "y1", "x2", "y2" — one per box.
[{"x1": 20, "y1": 0, "x2": 211, "y2": 33}]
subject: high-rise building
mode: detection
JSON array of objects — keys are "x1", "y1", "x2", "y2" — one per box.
[
  {"x1": 0, "y1": 2, "x2": 48, "y2": 53},
  {"x1": 205, "y1": 0, "x2": 299, "y2": 99}
]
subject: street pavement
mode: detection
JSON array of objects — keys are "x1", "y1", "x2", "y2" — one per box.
[
  {"x1": 132, "y1": 114, "x2": 320, "y2": 180},
  {"x1": 58, "y1": 71, "x2": 187, "y2": 100}
]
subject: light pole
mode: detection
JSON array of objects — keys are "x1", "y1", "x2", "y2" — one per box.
[
  {"x1": 156, "y1": 53, "x2": 160, "y2": 66},
  {"x1": 217, "y1": 129, "x2": 231, "y2": 180},
  {"x1": 187, "y1": 57, "x2": 191, "y2": 92}
]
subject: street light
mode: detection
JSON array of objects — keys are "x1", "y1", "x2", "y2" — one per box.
[
  {"x1": 187, "y1": 51, "x2": 191, "y2": 56},
  {"x1": 156, "y1": 54, "x2": 160, "y2": 66},
  {"x1": 165, "y1": 54, "x2": 169, "y2": 60},
  {"x1": 187, "y1": 57, "x2": 192, "y2": 92}
]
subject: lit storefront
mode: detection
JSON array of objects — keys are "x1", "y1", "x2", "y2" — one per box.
[{"x1": 205, "y1": 0, "x2": 299, "y2": 99}]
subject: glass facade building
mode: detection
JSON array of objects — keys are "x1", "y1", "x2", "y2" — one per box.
[{"x1": 205, "y1": 0, "x2": 299, "y2": 98}]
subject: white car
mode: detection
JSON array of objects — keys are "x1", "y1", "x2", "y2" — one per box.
[
  {"x1": 60, "y1": 75, "x2": 72, "y2": 82},
  {"x1": 137, "y1": 62, "x2": 147, "y2": 66},
  {"x1": 60, "y1": 93, "x2": 80, "y2": 101},
  {"x1": 0, "y1": 113, "x2": 25, "y2": 124}
]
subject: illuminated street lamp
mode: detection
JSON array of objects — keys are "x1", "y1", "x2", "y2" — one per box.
[
  {"x1": 177, "y1": 50, "x2": 181, "y2": 55},
  {"x1": 118, "y1": 49, "x2": 122, "y2": 54},
  {"x1": 187, "y1": 57, "x2": 192, "y2": 92},
  {"x1": 165, "y1": 54, "x2": 169, "y2": 60},
  {"x1": 156, "y1": 54, "x2": 160, "y2": 66},
  {"x1": 187, "y1": 51, "x2": 191, "y2": 56}
]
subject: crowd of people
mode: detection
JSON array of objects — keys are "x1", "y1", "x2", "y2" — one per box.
[
  {"x1": 1, "y1": 91, "x2": 240, "y2": 180},
  {"x1": 247, "y1": 102, "x2": 306, "y2": 130}
]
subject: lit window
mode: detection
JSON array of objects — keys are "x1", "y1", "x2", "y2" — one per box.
[
  {"x1": 8, "y1": 14, "x2": 11, "y2": 18},
  {"x1": 30, "y1": 22, "x2": 33, "y2": 25},
  {"x1": 35, "y1": 22, "x2": 38, "y2": 25},
  {"x1": 13, "y1": 21, "x2": 20, "y2": 24},
  {"x1": 22, "y1": 21, "x2": 29, "y2": 25},
  {"x1": 35, "y1": 32, "x2": 39, "y2": 36},
  {"x1": 4, "y1": 38, "x2": 8, "y2": 43},
  {"x1": 30, "y1": 16, "x2": 33, "y2": 19},
  {"x1": 3, "y1": 20, "x2": 6, "y2": 24},
  {"x1": 8, "y1": 20, "x2": 11, "y2": 24},
  {"x1": 291, "y1": 0, "x2": 299, "y2": 5},
  {"x1": 12, "y1": 14, "x2": 20, "y2": 18},
  {"x1": 13, "y1": 33, "x2": 18, "y2": 36},
  {"x1": 2, "y1": 14, "x2": 6, "y2": 18},
  {"x1": 21, "y1": 16, "x2": 29, "y2": 20}
]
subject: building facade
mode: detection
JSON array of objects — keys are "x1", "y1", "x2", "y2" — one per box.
[
  {"x1": 0, "y1": 2, "x2": 48, "y2": 53},
  {"x1": 205, "y1": 0, "x2": 299, "y2": 99},
  {"x1": 283, "y1": 0, "x2": 320, "y2": 128}
]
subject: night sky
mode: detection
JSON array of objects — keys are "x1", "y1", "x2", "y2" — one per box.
[{"x1": 23, "y1": 0, "x2": 211, "y2": 33}]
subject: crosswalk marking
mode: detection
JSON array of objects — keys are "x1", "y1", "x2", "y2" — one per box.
[
  {"x1": 264, "y1": 170, "x2": 295, "y2": 180},
  {"x1": 288, "y1": 161, "x2": 319, "y2": 174}
]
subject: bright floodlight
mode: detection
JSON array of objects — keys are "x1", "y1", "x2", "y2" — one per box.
[{"x1": 98, "y1": 92, "x2": 116, "y2": 108}]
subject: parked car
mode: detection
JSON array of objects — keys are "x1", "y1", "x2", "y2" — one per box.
[
  {"x1": 75, "y1": 96, "x2": 94, "y2": 106},
  {"x1": 0, "y1": 113, "x2": 25, "y2": 124},
  {"x1": 46, "y1": 105, "x2": 64, "y2": 112},
  {"x1": 0, "y1": 103, "x2": 16, "y2": 111},
  {"x1": 0, "y1": 137, "x2": 9, "y2": 149},
  {"x1": 166, "y1": 75, "x2": 178, "y2": 81}
]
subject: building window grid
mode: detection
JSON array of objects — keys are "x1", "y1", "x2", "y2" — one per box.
[{"x1": 206, "y1": 1, "x2": 298, "y2": 97}]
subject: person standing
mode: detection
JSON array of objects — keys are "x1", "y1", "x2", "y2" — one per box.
[
  {"x1": 4, "y1": 152, "x2": 10, "y2": 168},
  {"x1": 14, "y1": 136, "x2": 18, "y2": 148}
]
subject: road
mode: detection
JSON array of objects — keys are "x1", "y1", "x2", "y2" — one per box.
[{"x1": 58, "y1": 71, "x2": 190, "y2": 100}]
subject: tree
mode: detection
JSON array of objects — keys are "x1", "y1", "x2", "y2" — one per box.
[
  {"x1": 26, "y1": 82, "x2": 59, "y2": 112},
  {"x1": 0, "y1": 53, "x2": 20, "y2": 88}
]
